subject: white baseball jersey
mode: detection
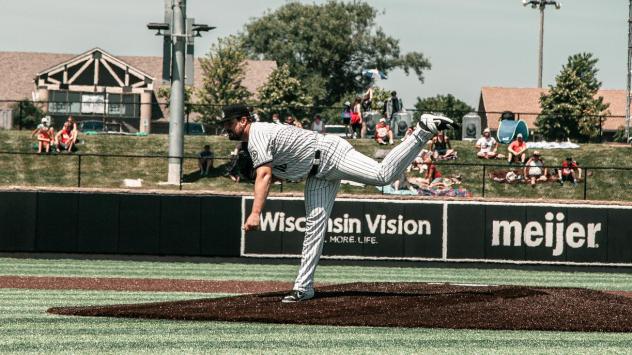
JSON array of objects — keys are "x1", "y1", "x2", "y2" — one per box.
[
  {"x1": 247, "y1": 121, "x2": 434, "y2": 294},
  {"x1": 248, "y1": 122, "x2": 318, "y2": 180}
]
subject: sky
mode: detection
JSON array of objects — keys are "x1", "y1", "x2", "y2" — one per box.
[{"x1": 0, "y1": 0, "x2": 628, "y2": 108}]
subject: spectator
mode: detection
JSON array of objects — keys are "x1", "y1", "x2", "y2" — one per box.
[
  {"x1": 55, "y1": 121, "x2": 76, "y2": 153},
  {"x1": 225, "y1": 142, "x2": 253, "y2": 182},
  {"x1": 311, "y1": 115, "x2": 325, "y2": 133},
  {"x1": 422, "y1": 156, "x2": 442, "y2": 184},
  {"x1": 362, "y1": 84, "x2": 373, "y2": 112},
  {"x1": 66, "y1": 116, "x2": 78, "y2": 147},
  {"x1": 198, "y1": 144, "x2": 214, "y2": 177},
  {"x1": 374, "y1": 117, "x2": 394, "y2": 145},
  {"x1": 384, "y1": 91, "x2": 403, "y2": 119},
  {"x1": 559, "y1": 156, "x2": 582, "y2": 187},
  {"x1": 401, "y1": 126, "x2": 414, "y2": 141},
  {"x1": 507, "y1": 133, "x2": 527, "y2": 165},
  {"x1": 524, "y1": 150, "x2": 548, "y2": 187},
  {"x1": 476, "y1": 128, "x2": 504, "y2": 159},
  {"x1": 350, "y1": 96, "x2": 363, "y2": 139},
  {"x1": 430, "y1": 131, "x2": 457, "y2": 160},
  {"x1": 272, "y1": 113, "x2": 282, "y2": 124},
  {"x1": 285, "y1": 115, "x2": 295, "y2": 126},
  {"x1": 295, "y1": 118, "x2": 305, "y2": 129},
  {"x1": 341, "y1": 101, "x2": 352, "y2": 137},
  {"x1": 31, "y1": 117, "x2": 53, "y2": 154}
]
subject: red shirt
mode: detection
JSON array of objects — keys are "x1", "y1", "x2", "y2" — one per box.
[
  {"x1": 374, "y1": 122, "x2": 391, "y2": 139},
  {"x1": 426, "y1": 163, "x2": 441, "y2": 180},
  {"x1": 561, "y1": 160, "x2": 578, "y2": 175},
  {"x1": 509, "y1": 140, "x2": 526, "y2": 153}
]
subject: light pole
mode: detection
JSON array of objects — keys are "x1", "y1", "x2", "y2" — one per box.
[
  {"x1": 522, "y1": 0, "x2": 561, "y2": 88},
  {"x1": 148, "y1": 0, "x2": 214, "y2": 185}
]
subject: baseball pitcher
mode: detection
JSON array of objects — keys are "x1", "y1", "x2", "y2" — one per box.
[{"x1": 221, "y1": 104, "x2": 453, "y2": 302}]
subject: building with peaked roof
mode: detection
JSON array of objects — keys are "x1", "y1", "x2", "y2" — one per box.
[
  {"x1": 0, "y1": 48, "x2": 276, "y2": 133},
  {"x1": 478, "y1": 87, "x2": 628, "y2": 136}
]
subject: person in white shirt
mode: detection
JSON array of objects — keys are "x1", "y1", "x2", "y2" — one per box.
[
  {"x1": 311, "y1": 115, "x2": 325, "y2": 133},
  {"x1": 476, "y1": 128, "x2": 504, "y2": 159}
]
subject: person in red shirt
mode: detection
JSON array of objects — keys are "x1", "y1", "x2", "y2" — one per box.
[
  {"x1": 55, "y1": 121, "x2": 76, "y2": 153},
  {"x1": 374, "y1": 117, "x2": 394, "y2": 145},
  {"x1": 558, "y1": 157, "x2": 582, "y2": 186},
  {"x1": 422, "y1": 156, "x2": 441, "y2": 183},
  {"x1": 507, "y1": 133, "x2": 527, "y2": 165}
]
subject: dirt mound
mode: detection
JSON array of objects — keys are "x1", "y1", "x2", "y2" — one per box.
[{"x1": 48, "y1": 282, "x2": 632, "y2": 331}]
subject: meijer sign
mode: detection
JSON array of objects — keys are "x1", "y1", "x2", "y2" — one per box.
[{"x1": 243, "y1": 197, "x2": 632, "y2": 266}]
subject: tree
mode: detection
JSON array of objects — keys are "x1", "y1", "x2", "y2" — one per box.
[
  {"x1": 536, "y1": 53, "x2": 610, "y2": 141},
  {"x1": 241, "y1": 1, "x2": 431, "y2": 106},
  {"x1": 415, "y1": 94, "x2": 474, "y2": 139},
  {"x1": 156, "y1": 86, "x2": 195, "y2": 116},
  {"x1": 10, "y1": 99, "x2": 45, "y2": 130},
  {"x1": 256, "y1": 64, "x2": 312, "y2": 120},
  {"x1": 197, "y1": 36, "x2": 252, "y2": 123}
]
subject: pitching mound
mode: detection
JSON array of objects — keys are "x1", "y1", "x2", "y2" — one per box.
[{"x1": 48, "y1": 282, "x2": 632, "y2": 331}]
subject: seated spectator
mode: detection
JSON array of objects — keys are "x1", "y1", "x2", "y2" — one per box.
[
  {"x1": 422, "y1": 156, "x2": 442, "y2": 184},
  {"x1": 198, "y1": 144, "x2": 214, "y2": 177},
  {"x1": 66, "y1": 116, "x2": 78, "y2": 145},
  {"x1": 401, "y1": 126, "x2": 414, "y2": 141},
  {"x1": 507, "y1": 133, "x2": 527, "y2": 165},
  {"x1": 272, "y1": 113, "x2": 282, "y2": 124},
  {"x1": 476, "y1": 128, "x2": 504, "y2": 159},
  {"x1": 225, "y1": 142, "x2": 254, "y2": 182},
  {"x1": 55, "y1": 122, "x2": 76, "y2": 153},
  {"x1": 374, "y1": 117, "x2": 394, "y2": 145},
  {"x1": 31, "y1": 117, "x2": 53, "y2": 154},
  {"x1": 430, "y1": 131, "x2": 457, "y2": 160},
  {"x1": 559, "y1": 156, "x2": 582, "y2": 187},
  {"x1": 311, "y1": 115, "x2": 325, "y2": 133},
  {"x1": 524, "y1": 151, "x2": 548, "y2": 187}
]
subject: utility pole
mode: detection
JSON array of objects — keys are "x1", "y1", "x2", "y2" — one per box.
[
  {"x1": 148, "y1": 0, "x2": 214, "y2": 184},
  {"x1": 166, "y1": 0, "x2": 186, "y2": 185},
  {"x1": 626, "y1": 0, "x2": 632, "y2": 142},
  {"x1": 523, "y1": 0, "x2": 561, "y2": 88}
]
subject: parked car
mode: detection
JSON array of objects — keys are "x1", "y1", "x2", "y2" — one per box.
[
  {"x1": 78, "y1": 120, "x2": 105, "y2": 133},
  {"x1": 184, "y1": 122, "x2": 206, "y2": 135}
]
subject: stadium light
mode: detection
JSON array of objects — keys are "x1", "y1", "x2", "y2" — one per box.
[{"x1": 522, "y1": 0, "x2": 562, "y2": 88}]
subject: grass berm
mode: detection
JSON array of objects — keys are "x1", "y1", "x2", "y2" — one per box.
[{"x1": 2, "y1": 130, "x2": 632, "y2": 201}]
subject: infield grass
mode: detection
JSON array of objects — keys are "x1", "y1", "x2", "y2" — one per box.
[{"x1": 2, "y1": 257, "x2": 632, "y2": 353}]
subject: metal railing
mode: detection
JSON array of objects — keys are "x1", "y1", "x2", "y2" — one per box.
[{"x1": 1, "y1": 150, "x2": 631, "y2": 202}]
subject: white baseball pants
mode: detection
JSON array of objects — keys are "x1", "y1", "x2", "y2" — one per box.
[{"x1": 293, "y1": 129, "x2": 434, "y2": 292}]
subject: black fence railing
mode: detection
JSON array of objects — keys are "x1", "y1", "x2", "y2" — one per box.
[{"x1": 1, "y1": 150, "x2": 631, "y2": 202}]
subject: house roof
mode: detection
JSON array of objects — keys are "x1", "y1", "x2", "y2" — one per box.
[
  {"x1": 479, "y1": 87, "x2": 628, "y2": 132},
  {"x1": 0, "y1": 49, "x2": 276, "y2": 106}
]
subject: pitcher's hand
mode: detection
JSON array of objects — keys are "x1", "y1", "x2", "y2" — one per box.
[{"x1": 243, "y1": 213, "x2": 261, "y2": 232}]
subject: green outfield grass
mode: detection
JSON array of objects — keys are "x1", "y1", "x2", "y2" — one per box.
[
  {"x1": 2, "y1": 257, "x2": 632, "y2": 353},
  {"x1": 2, "y1": 130, "x2": 632, "y2": 201}
]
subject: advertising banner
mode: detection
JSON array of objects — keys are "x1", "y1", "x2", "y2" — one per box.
[
  {"x1": 241, "y1": 197, "x2": 445, "y2": 259},
  {"x1": 447, "y1": 202, "x2": 632, "y2": 265}
]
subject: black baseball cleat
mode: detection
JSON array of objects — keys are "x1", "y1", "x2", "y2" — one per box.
[
  {"x1": 417, "y1": 113, "x2": 455, "y2": 134},
  {"x1": 281, "y1": 289, "x2": 314, "y2": 303}
]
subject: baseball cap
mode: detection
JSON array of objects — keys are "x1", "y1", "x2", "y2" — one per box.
[
  {"x1": 516, "y1": 133, "x2": 523, "y2": 138},
  {"x1": 483, "y1": 128, "x2": 491, "y2": 133},
  {"x1": 566, "y1": 156, "x2": 573, "y2": 161},
  {"x1": 533, "y1": 150, "x2": 541, "y2": 156},
  {"x1": 379, "y1": 117, "x2": 386, "y2": 123},
  {"x1": 220, "y1": 104, "x2": 250, "y2": 123}
]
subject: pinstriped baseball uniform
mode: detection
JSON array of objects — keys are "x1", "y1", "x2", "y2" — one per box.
[{"x1": 248, "y1": 122, "x2": 434, "y2": 293}]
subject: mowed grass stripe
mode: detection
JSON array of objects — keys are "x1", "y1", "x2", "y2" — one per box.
[
  {"x1": 2, "y1": 286, "x2": 632, "y2": 355},
  {"x1": 2, "y1": 258, "x2": 632, "y2": 290}
]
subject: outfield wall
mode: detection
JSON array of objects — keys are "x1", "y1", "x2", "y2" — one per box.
[{"x1": 2, "y1": 190, "x2": 632, "y2": 266}]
